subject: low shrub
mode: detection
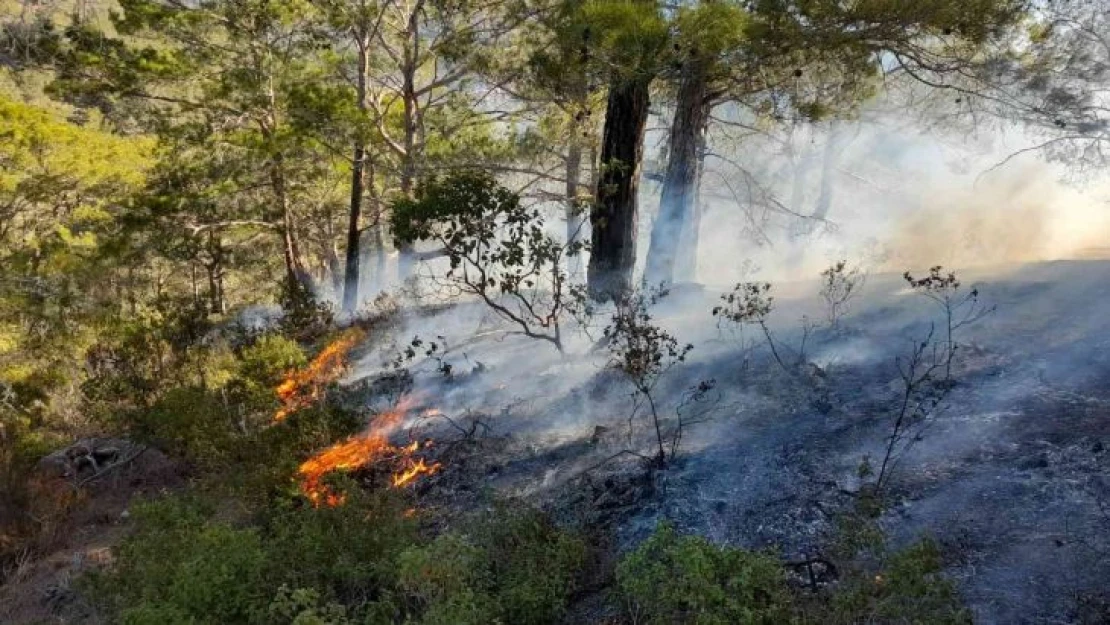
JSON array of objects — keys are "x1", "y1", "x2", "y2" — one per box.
[
  {"x1": 616, "y1": 522, "x2": 792, "y2": 625},
  {"x1": 397, "y1": 504, "x2": 588, "y2": 625}
]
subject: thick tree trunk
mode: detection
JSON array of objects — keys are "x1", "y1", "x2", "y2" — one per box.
[
  {"x1": 645, "y1": 63, "x2": 710, "y2": 286},
  {"x1": 674, "y1": 139, "x2": 708, "y2": 283},
  {"x1": 587, "y1": 76, "x2": 651, "y2": 300}
]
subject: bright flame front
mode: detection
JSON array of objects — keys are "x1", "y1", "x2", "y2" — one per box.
[
  {"x1": 296, "y1": 399, "x2": 442, "y2": 506},
  {"x1": 274, "y1": 328, "x2": 367, "y2": 423}
]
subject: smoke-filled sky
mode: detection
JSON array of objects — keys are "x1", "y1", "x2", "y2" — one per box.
[{"x1": 677, "y1": 105, "x2": 1110, "y2": 287}]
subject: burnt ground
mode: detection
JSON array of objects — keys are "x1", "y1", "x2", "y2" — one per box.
[{"x1": 367, "y1": 259, "x2": 1110, "y2": 625}]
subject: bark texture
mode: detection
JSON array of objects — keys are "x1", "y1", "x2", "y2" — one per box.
[
  {"x1": 645, "y1": 63, "x2": 710, "y2": 285},
  {"x1": 587, "y1": 77, "x2": 651, "y2": 300}
]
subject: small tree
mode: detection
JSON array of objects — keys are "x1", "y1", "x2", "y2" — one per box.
[
  {"x1": 820, "y1": 260, "x2": 865, "y2": 329},
  {"x1": 603, "y1": 285, "x2": 692, "y2": 467},
  {"x1": 391, "y1": 172, "x2": 586, "y2": 353},
  {"x1": 712, "y1": 282, "x2": 791, "y2": 373},
  {"x1": 875, "y1": 267, "x2": 993, "y2": 490}
]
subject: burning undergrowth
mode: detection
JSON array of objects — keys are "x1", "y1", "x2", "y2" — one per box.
[
  {"x1": 274, "y1": 328, "x2": 367, "y2": 423},
  {"x1": 269, "y1": 329, "x2": 450, "y2": 506},
  {"x1": 295, "y1": 397, "x2": 443, "y2": 507}
]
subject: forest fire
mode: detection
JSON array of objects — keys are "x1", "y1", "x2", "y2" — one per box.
[
  {"x1": 274, "y1": 328, "x2": 367, "y2": 422},
  {"x1": 296, "y1": 399, "x2": 442, "y2": 506}
]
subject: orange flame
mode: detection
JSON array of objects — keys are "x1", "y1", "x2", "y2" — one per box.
[
  {"x1": 296, "y1": 397, "x2": 442, "y2": 506},
  {"x1": 392, "y1": 458, "x2": 442, "y2": 488},
  {"x1": 274, "y1": 328, "x2": 366, "y2": 422}
]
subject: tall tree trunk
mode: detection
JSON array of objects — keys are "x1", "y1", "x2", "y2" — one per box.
[
  {"x1": 367, "y1": 154, "x2": 387, "y2": 295},
  {"x1": 272, "y1": 158, "x2": 308, "y2": 293},
  {"x1": 565, "y1": 133, "x2": 584, "y2": 278},
  {"x1": 811, "y1": 120, "x2": 843, "y2": 221},
  {"x1": 206, "y1": 231, "x2": 226, "y2": 314},
  {"x1": 343, "y1": 35, "x2": 371, "y2": 313},
  {"x1": 343, "y1": 149, "x2": 364, "y2": 313},
  {"x1": 674, "y1": 137, "x2": 708, "y2": 283},
  {"x1": 644, "y1": 63, "x2": 710, "y2": 286},
  {"x1": 396, "y1": 4, "x2": 422, "y2": 281},
  {"x1": 587, "y1": 76, "x2": 651, "y2": 300}
]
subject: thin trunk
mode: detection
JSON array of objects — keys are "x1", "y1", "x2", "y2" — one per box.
[
  {"x1": 343, "y1": 148, "x2": 364, "y2": 312},
  {"x1": 397, "y1": 4, "x2": 421, "y2": 281},
  {"x1": 587, "y1": 76, "x2": 651, "y2": 300},
  {"x1": 811, "y1": 121, "x2": 843, "y2": 221},
  {"x1": 206, "y1": 231, "x2": 225, "y2": 314},
  {"x1": 565, "y1": 135, "x2": 584, "y2": 278},
  {"x1": 274, "y1": 160, "x2": 306, "y2": 291},
  {"x1": 368, "y1": 154, "x2": 387, "y2": 294},
  {"x1": 343, "y1": 35, "x2": 371, "y2": 313},
  {"x1": 191, "y1": 262, "x2": 200, "y2": 306},
  {"x1": 644, "y1": 63, "x2": 710, "y2": 286}
]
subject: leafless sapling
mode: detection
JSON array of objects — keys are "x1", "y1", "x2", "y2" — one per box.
[{"x1": 874, "y1": 267, "x2": 993, "y2": 491}]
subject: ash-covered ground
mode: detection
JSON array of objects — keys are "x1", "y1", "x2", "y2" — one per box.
[{"x1": 347, "y1": 259, "x2": 1110, "y2": 625}]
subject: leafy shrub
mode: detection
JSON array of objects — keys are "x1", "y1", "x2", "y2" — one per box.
[
  {"x1": 92, "y1": 497, "x2": 270, "y2": 625},
  {"x1": 390, "y1": 171, "x2": 585, "y2": 352},
  {"x1": 262, "y1": 486, "x2": 417, "y2": 603},
  {"x1": 88, "y1": 489, "x2": 414, "y2": 625},
  {"x1": 616, "y1": 522, "x2": 792, "y2": 625},
  {"x1": 267, "y1": 585, "x2": 351, "y2": 625},
  {"x1": 827, "y1": 537, "x2": 971, "y2": 625},
  {"x1": 397, "y1": 504, "x2": 588, "y2": 625},
  {"x1": 238, "y1": 333, "x2": 307, "y2": 390},
  {"x1": 125, "y1": 385, "x2": 237, "y2": 467}
]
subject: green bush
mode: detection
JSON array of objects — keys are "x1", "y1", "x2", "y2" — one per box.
[
  {"x1": 616, "y1": 522, "x2": 792, "y2": 625},
  {"x1": 263, "y1": 486, "x2": 418, "y2": 602},
  {"x1": 238, "y1": 333, "x2": 306, "y2": 390},
  {"x1": 125, "y1": 385, "x2": 237, "y2": 467},
  {"x1": 397, "y1": 504, "x2": 588, "y2": 625},
  {"x1": 267, "y1": 585, "x2": 352, "y2": 625},
  {"x1": 96, "y1": 497, "x2": 270, "y2": 625},
  {"x1": 827, "y1": 537, "x2": 971, "y2": 625},
  {"x1": 88, "y1": 490, "x2": 414, "y2": 625}
]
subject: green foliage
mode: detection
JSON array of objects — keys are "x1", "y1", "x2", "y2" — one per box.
[
  {"x1": 581, "y1": 0, "x2": 669, "y2": 82},
  {"x1": 268, "y1": 585, "x2": 352, "y2": 625},
  {"x1": 398, "y1": 504, "x2": 588, "y2": 625},
  {"x1": 95, "y1": 497, "x2": 269, "y2": 625},
  {"x1": 390, "y1": 171, "x2": 519, "y2": 246},
  {"x1": 263, "y1": 487, "x2": 418, "y2": 601},
  {"x1": 617, "y1": 521, "x2": 972, "y2": 625},
  {"x1": 239, "y1": 333, "x2": 307, "y2": 390},
  {"x1": 87, "y1": 491, "x2": 587, "y2": 625},
  {"x1": 125, "y1": 385, "x2": 237, "y2": 466},
  {"x1": 87, "y1": 490, "x2": 414, "y2": 625},
  {"x1": 827, "y1": 538, "x2": 972, "y2": 625},
  {"x1": 617, "y1": 522, "x2": 791, "y2": 625},
  {"x1": 391, "y1": 171, "x2": 584, "y2": 351}
]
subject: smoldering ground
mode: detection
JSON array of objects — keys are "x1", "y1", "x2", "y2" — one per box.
[{"x1": 333, "y1": 111, "x2": 1110, "y2": 624}]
